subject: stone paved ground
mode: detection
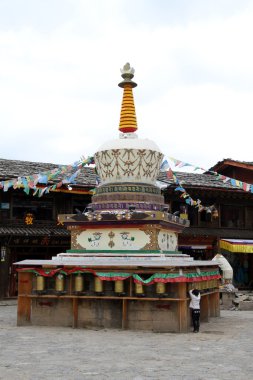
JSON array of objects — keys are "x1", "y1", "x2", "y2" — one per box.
[{"x1": 0, "y1": 300, "x2": 253, "y2": 380}]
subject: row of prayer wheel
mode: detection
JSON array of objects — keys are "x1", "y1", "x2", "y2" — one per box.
[
  {"x1": 35, "y1": 274, "x2": 168, "y2": 295},
  {"x1": 188, "y1": 279, "x2": 218, "y2": 290}
]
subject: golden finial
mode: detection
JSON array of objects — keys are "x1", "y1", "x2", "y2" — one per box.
[{"x1": 118, "y1": 63, "x2": 138, "y2": 133}]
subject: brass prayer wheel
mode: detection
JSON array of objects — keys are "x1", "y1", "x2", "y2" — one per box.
[
  {"x1": 55, "y1": 274, "x2": 64, "y2": 292},
  {"x1": 75, "y1": 274, "x2": 84, "y2": 292},
  {"x1": 94, "y1": 276, "x2": 103, "y2": 293},
  {"x1": 114, "y1": 280, "x2": 124, "y2": 294},
  {"x1": 36, "y1": 275, "x2": 45, "y2": 292},
  {"x1": 135, "y1": 282, "x2": 144, "y2": 295},
  {"x1": 212, "y1": 208, "x2": 219, "y2": 219},
  {"x1": 125, "y1": 212, "x2": 131, "y2": 220},
  {"x1": 156, "y1": 282, "x2": 166, "y2": 294}
]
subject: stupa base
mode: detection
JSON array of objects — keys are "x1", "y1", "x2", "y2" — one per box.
[{"x1": 16, "y1": 256, "x2": 220, "y2": 332}]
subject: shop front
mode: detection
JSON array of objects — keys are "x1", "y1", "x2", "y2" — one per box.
[
  {"x1": 220, "y1": 239, "x2": 253, "y2": 288},
  {"x1": 0, "y1": 227, "x2": 70, "y2": 298}
]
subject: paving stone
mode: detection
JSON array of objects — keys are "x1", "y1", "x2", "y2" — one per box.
[{"x1": 0, "y1": 305, "x2": 252, "y2": 380}]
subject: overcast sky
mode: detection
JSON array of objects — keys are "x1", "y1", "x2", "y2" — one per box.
[{"x1": 1, "y1": 0, "x2": 253, "y2": 171}]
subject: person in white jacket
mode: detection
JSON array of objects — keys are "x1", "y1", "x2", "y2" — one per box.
[{"x1": 189, "y1": 289, "x2": 201, "y2": 333}]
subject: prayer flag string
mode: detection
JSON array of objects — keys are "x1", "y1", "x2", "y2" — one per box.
[{"x1": 0, "y1": 156, "x2": 94, "y2": 196}]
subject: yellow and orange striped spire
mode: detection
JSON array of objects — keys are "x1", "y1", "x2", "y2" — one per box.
[{"x1": 118, "y1": 63, "x2": 138, "y2": 133}]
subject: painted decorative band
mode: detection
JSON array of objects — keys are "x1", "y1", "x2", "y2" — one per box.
[
  {"x1": 90, "y1": 202, "x2": 165, "y2": 211},
  {"x1": 95, "y1": 185, "x2": 161, "y2": 195}
]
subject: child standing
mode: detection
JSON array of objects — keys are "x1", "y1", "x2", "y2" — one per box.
[{"x1": 189, "y1": 289, "x2": 201, "y2": 333}]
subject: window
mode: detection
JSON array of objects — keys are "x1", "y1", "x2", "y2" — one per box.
[
  {"x1": 12, "y1": 193, "x2": 53, "y2": 221},
  {"x1": 220, "y1": 204, "x2": 244, "y2": 228},
  {"x1": 187, "y1": 206, "x2": 198, "y2": 226},
  {"x1": 245, "y1": 207, "x2": 253, "y2": 229}
]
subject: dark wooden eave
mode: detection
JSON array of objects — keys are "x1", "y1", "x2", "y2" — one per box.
[
  {"x1": 209, "y1": 159, "x2": 253, "y2": 173},
  {"x1": 0, "y1": 226, "x2": 69, "y2": 237},
  {"x1": 182, "y1": 226, "x2": 253, "y2": 240}
]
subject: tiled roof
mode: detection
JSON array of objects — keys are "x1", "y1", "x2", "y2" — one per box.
[
  {"x1": 0, "y1": 158, "x2": 249, "y2": 191},
  {"x1": 157, "y1": 171, "x2": 237, "y2": 191},
  {"x1": 0, "y1": 158, "x2": 96, "y2": 187}
]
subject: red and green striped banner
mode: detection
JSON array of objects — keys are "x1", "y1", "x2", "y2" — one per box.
[{"x1": 17, "y1": 267, "x2": 220, "y2": 284}]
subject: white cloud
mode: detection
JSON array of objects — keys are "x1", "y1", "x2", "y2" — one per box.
[
  {"x1": 138, "y1": 83, "x2": 253, "y2": 168},
  {"x1": 0, "y1": 0, "x2": 253, "y2": 170}
]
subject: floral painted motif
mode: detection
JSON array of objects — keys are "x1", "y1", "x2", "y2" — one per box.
[
  {"x1": 140, "y1": 225, "x2": 160, "y2": 250},
  {"x1": 71, "y1": 230, "x2": 85, "y2": 250},
  {"x1": 160, "y1": 232, "x2": 177, "y2": 251},
  {"x1": 94, "y1": 148, "x2": 163, "y2": 184},
  {"x1": 88, "y1": 232, "x2": 102, "y2": 247},
  {"x1": 120, "y1": 232, "x2": 135, "y2": 247}
]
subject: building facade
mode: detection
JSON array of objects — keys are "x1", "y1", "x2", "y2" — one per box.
[
  {"x1": 163, "y1": 159, "x2": 253, "y2": 288},
  {"x1": 0, "y1": 158, "x2": 95, "y2": 298},
  {"x1": 1, "y1": 157, "x2": 253, "y2": 298}
]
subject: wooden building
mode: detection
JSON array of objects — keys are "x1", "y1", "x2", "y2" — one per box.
[
  {"x1": 0, "y1": 158, "x2": 95, "y2": 298},
  {"x1": 1, "y1": 159, "x2": 253, "y2": 298},
  {"x1": 161, "y1": 159, "x2": 253, "y2": 288}
]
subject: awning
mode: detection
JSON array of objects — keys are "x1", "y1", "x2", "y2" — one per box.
[
  {"x1": 220, "y1": 239, "x2": 253, "y2": 254},
  {"x1": 0, "y1": 226, "x2": 69, "y2": 237}
]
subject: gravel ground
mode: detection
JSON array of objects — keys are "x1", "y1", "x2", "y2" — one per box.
[{"x1": 0, "y1": 300, "x2": 252, "y2": 380}]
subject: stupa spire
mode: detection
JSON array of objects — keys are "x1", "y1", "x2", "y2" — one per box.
[{"x1": 118, "y1": 63, "x2": 138, "y2": 133}]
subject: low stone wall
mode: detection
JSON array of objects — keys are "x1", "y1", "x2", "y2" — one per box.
[{"x1": 220, "y1": 291, "x2": 253, "y2": 311}]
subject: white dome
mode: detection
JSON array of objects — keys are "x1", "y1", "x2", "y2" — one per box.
[{"x1": 94, "y1": 135, "x2": 164, "y2": 185}]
